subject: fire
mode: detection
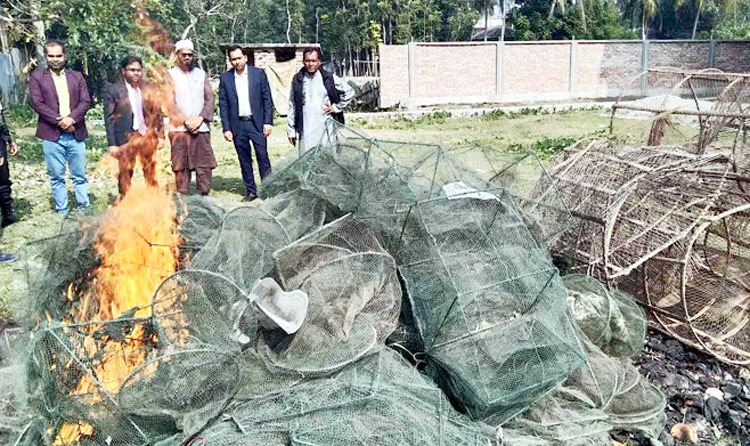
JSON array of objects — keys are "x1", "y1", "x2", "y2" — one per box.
[
  {"x1": 53, "y1": 184, "x2": 180, "y2": 444},
  {"x1": 134, "y1": 5, "x2": 173, "y2": 57},
  {"x1": 92, "y1": 184, "x2": 179, "y2": 322}
]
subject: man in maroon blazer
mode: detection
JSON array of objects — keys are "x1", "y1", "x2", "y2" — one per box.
[{"x1": 28, "y1": 40, "x2": 92, "y2": 214}]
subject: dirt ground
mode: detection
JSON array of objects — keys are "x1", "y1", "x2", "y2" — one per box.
[{"x1": 617, "y1": 329, "x2": 748, "y2": 446}]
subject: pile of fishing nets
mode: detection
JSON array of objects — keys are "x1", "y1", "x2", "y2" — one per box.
[{"x1": 0, "y1": 121, "x2": 664, "y2": 445}]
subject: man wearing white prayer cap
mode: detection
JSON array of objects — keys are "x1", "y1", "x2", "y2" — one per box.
[{"x1": 164, "y1": 38, "x2": 217, "y2": 195}]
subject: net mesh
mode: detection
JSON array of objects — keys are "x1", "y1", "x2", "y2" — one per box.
[
  {"x1": 266, "y1": 214, "x2": 401, "y2": 376},
  {"x1": 450, "y1": 145, "x2": 573, "y2": 250},
  {"x1": 549, "y1": 137, "x2": 750, "y2": 364},
  {"x1": 398, "y1": 196, "x2": 584, "y2": 422},
  {"x1": 0, "y1": 121, "x2": 665, "y2": 445},
  {"x1": 563, "y1": 274, "x2": 646, "y2": 357},
  {"x1": 611, "y1": 67, "x2": 750, "y2": 153}
]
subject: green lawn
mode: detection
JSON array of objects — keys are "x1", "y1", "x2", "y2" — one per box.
[{"x1": 0, "y1": 105, "x2": 624, "y2": 319}]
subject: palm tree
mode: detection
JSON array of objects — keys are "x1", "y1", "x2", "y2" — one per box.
[
  {"x1": 640, "y1": 0, "x2": 659, "y2": 39},
  {"x1": 675, "y1": 0, "x2": 710, "y2": 39},
  {"x1": 549, "y1": 0, "x2": 589, "y2": 33},
  {"x1": 479, "y1": 0, "x2": 496, "y2": 41},
  {"x1": 499, "y1": 0, "x2": 517, "y2": 41},
  {"x1": 549, "y1": 0, "x2": 566, "y2": 17}
]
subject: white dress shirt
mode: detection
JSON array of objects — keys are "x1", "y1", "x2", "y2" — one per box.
[{"x1": 234, "y1": 69, "x2": 252, "y2": 117}]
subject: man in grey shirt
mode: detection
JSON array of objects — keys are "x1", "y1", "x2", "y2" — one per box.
[{"x1": 287, "y1": 48, "x2": 354, "y2": 156}]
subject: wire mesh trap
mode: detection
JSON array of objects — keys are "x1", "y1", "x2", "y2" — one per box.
[
  {"x1": 611, "y1": 67, "x2": 750, "y2": 155},
  {"x1": 549, "y1": 137, "x2": 750, "y2": 364},
  {"x1": 0, "y1": 121, "x2": 664, "y2": 445}
]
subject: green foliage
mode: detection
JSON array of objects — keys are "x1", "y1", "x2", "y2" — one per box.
[
  {"x1": 7, "y1": 0, "x2": 747, "y2": 103},
  {"x1": 448, "y1": 7, "x2": 481, "y2": 40},
  {"x1": 507, "y1": 136, "x2": 577, "y2": 159},
  {"x1": 482, "y1": 109, "x2": 507, "y2": 120},
  {"x1": 482, "y1": 107, "x2": 565, "y2": 121},
  {"x1": 39, "y1": 0, "x2": 174, "y2": 99},
  {"x1": 711, "y1": 0, "x2": 750, "y2": 38},
  {"x1": 506, "y1": 0, "x2": 634, "y2": 40},
  {"x1": 414, "y1": 110, "x2": 452, "y2": 124},
  {"x1": 512, "y1": 107, "x2": 545, "y2": 117},
  {"x1": 7, "y1": 104, "x2": 37, "y2": 129}
]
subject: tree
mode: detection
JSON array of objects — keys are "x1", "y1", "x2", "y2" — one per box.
[
  {"x1": 508, "y1": 0, "x2": 632, "y2": 40},
  {"x1": 675, "y1": 0, "x2": 707, "y2": 38},
  {"x1": 713, "y1": 0, "x2": 750, "y2": 37},
  {"x1": 479, "y1": 0, "x2": 496, "y2": 40}
]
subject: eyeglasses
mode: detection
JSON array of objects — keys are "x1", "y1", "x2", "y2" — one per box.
[{"x1": 179, "y1": 53, "x2": 194, "y2": 58}]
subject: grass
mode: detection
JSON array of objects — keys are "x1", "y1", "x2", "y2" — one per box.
[
  {"x1": 350, "y1": 107, "x2": 613, "y2": 153},
  {"x1": 0, "y1": 104, "x2": 627, "y2": 319}
]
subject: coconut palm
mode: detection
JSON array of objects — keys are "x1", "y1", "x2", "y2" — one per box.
[
  {"x1": 625, "y1": 0, "x2": 660, "y2": 39},
  {"x1": 641, "y1": 0, "x2": 659, "y2": 39},
  {"x1": 549, "y1": 0, "x2": 590, "y2": 33},
  {"x1": 478, "y1": 0, "x2": 496, "y2": 41}
]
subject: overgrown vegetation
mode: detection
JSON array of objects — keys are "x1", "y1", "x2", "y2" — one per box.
[
  {"x1": 508, "y1": 136, "x2": 577, "y2": 159},
  {"x1": 7, "y1": 104, "x2": 37, "y2": 129}
]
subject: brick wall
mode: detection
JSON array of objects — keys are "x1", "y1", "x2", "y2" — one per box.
[
  {"x1": 504, "y1": 43, "x2": 570, "y2": 97},
  {"x1": 575, "y1": 42, "x2": 642, "y2": 97},
  {"x1": 416, "y1": 44, "x2": 496, "y2": 98},
  {"x1": 650, "y1": 41, "x2": 711, "y2": 69},
  {"x1": 715, "y1": 42, "x2": 750, "y2": 72},
  {"x1": 253, "y1": 50, "x2": 276, "y2": 69},
  {"x1": 380, "y1": 45, "x2": 409, "y2": 107},
  {"x1": 293, "y1": 49, "x2": 305, "y2": 65},
  {"x1": 379, "y1": 40, "x2": 750, "y2": 108}
]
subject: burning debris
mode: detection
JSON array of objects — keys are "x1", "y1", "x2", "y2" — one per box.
[{"x1": 0, "y1": 121, "x2": 665, "y2": 445}]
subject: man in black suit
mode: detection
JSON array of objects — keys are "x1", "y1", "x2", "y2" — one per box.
[
  {"x1": 104, "y1": 54, "x2": 164, "y2": 198},
  {"x1": 219, "y1": 45, "x2": 274, "y2": 202}
]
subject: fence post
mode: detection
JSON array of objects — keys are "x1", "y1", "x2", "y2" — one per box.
[
  {"x1": 569, "y1": 39, "x2": 578, "y2": 96},
  {"x1": 496, "y1": 42, "x2": 504, "y2": 99},
  {"x1": 641, "y1": 39, "x2": 650, "y2": 96},
  {"x1": 408, "y1": 42, "x2": 417, "y2": 103},
  {"x1": 709, "y1": 39, "x2": 717, "y2": 68}
]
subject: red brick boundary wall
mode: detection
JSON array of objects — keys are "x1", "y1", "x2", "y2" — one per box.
[{"x1": 379, "y1": 40, "x2": 750, "y2": 108}]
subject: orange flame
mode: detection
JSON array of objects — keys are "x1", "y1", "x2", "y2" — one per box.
[
  {"x1": 93, "y1": 184, "x2": 179, "y2": 322},
  {"x1": 134, "y1": 5, "x2": 174, "y2": 56},
  {"x1": 53, "y1": 184, "x2": 180, "y2": 444},
  {"x1": 51, "y1": 7, "x2": 184, "y2": 442}
]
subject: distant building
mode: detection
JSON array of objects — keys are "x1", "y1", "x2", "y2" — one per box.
[
  {"x1": 471, "y1": 5, "x2": 504, "y2": 41},
  {"x1": 218, "y1": 43, "x2": 320, "y2": 69}
]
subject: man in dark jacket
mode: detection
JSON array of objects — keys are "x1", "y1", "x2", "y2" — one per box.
[
  {"x1": 104, "y1": 55, "x2": 164, "y2": 198},
  {"x1": 28, "y1": 40, "x2": 92, "y2": 213},
  {"x1": 286, "y1": 47, "x2": 354, "y2": 156},
  {"x1": 218, "y1": 45, "x2": 274, "y2": 202}
]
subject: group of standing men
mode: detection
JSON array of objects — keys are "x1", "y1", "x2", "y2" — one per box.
[
  {"x1": 218, "y1": 44, "x2": 354, "y2": 201},
  {"x1": 0, "y1": 39, "x2": 354, "y2": 263}
]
